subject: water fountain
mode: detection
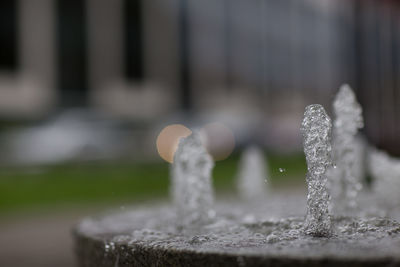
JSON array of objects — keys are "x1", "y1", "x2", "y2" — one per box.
[
  {"x1": 236, "y1": 146, "x2": 269, "y2": 200},
  {"x1": 170, "y1": 131, "x2": 215, "y2": 227},
  {"x1": 74, "y1": 86, "x2": 400, "y2": 267},
  {"x1": 301, "y1": 104, "x2": 332, "y2": 237},
  {"x1": 330, "y1": 84, "x2": 364, "y2": 215}
]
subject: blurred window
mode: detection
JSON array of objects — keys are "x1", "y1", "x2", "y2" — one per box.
[
  {"x1": 124, "y1": 0, "x2": 144, "y2": 82},
  {"x1": 57, "y1": 0, "x2": 88, "y2": 106},
  {"x1": 0, "y1": 0, "x2": 18, "y2": 70}
]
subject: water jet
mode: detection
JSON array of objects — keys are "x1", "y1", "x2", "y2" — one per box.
[{"x1": 74, "y1": 86, "x2": 400, "y2": 267}]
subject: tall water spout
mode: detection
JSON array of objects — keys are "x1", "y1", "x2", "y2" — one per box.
[
  {"x1": 237, "y1": 146, "x2": 269, "y2": 200},
  {"x1": 171, "y1": 131, "x2": 215, "y2": 226},
  {"x1": 331, "y1": 84, "x2": 364, "y2": 213},
  {"x1": 301, "y1": 104, "x2": 332, "y2": 237}
]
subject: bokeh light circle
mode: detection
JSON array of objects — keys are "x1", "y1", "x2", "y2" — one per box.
[
  {"x1": 201, "y1": 122, "x2": 235, "y2": 161},
  {"x1": 156, "y1": 124, "x2": 192, "y2": 163}
]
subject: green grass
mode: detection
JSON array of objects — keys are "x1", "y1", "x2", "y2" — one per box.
[{"x1": 0, "y1": 152, "x2": 306, "y2": 214}]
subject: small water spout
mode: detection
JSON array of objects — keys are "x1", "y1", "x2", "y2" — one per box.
[
  {"x1": 368, "y1": 148, "x2": 400, "y2": 213},
  {"x1": 171, "y1": 131, "x2": 215, "y2": 227},
  {"x1": 236, "y1": 146, "x2": 269, "y2": 200},
  {"x1": 301, "y1": 104, "x2": 332, "y2": 237},
  {"x1": 331, "y1": 84, "x2": 364, "y2": 214}
]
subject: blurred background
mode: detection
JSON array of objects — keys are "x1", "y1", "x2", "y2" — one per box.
[{"x1": 0, "y1": 0, "x2": 399, "y2": 266}]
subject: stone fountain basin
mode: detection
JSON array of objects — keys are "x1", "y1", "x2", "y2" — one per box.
[{"x1": 74, "y1": 191, "x2": 400, "y2": 267}]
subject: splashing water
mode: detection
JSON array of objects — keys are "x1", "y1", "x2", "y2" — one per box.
[
  {"x1": 352, "y1": 135, "x2": 367, "y2": 184},
  {"x1": 301, "y1": 104, "x2": 332, "y2": 237},
  {"x1": 331, "y1": 85, "x2": 364, "y2": 214},
  {"x1": 76, "y1": 101, "x2": 400, "y2": 263},
  {"x1": 236, "y1": 146, "x2": 269, "y2": 200},
  {"x1": 368, "y1": 148, "x2": 400, "y2": 212},
  {"x1": 171, "y1": 131, "x2": 215, "y2": 227}
]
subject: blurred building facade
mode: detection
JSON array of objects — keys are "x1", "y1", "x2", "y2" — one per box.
[{"x1": 0, "y1": 0, "x2": 399, "y2": 154}]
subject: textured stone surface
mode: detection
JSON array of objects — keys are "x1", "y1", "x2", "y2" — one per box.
[
  {"x1": 74, "y1": 231, "x2": 400, "y2": 267},
  {"x1": 74, "y1": 196, "x2": 400, "y2": 267}
]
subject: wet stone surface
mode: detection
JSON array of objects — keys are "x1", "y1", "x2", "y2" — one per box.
[{"x1": 74, "y1": 194, "x2": 400, "y2": 267}]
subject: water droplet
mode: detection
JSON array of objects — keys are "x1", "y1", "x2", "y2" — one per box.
[
  {"x1": 208, "y1": 209, "x2": 216, "y2": 219},
  {"x1": 279, "y1": 168, "x2": 286, "y2": 173},
  {"x1": 266, "y1": 233, "x2": 279, "y2": 243}
]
